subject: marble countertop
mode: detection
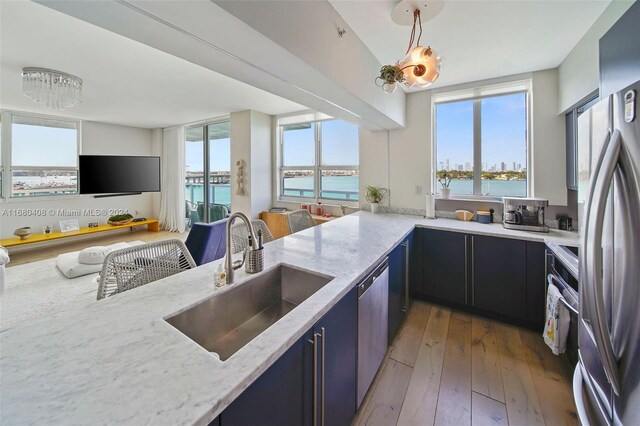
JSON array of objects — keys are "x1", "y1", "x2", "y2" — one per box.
[{"x1": 0, "y1": 212, "x2": 579, "y2": 425}]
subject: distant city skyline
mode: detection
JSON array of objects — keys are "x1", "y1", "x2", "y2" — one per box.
[
  {"x1": 435, "y1": 92, "x2": 527, "y2": 171},
  {"x1": 438, "y1": 159, "x2": 526, "y2": 173}
]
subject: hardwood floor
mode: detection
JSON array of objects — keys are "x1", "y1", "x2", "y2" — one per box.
[
  {"x1": 5, "y1": 229, "x2": 187, "y2": 267},
  {"x1": 354, "y1": 301, "x2": 577, "y2": 426}
]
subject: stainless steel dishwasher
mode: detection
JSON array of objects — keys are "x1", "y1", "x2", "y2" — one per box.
[{"x1": 357, "y1": 257, "x2": 389, "y2": 407}]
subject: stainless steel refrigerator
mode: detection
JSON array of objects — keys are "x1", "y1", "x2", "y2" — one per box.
[{"x1": 574, "y1": 80, "x2": 640, "y2": 425}]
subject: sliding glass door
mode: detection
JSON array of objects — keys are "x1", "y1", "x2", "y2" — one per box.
[{"x1": 185, "y1": 120, "x2": 231, "y2": 225}]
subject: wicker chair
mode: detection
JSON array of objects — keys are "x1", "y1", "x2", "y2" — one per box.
[
  {"x1": 230, "y1": 219, "x2": 274, "y2": 254},
  {"x1": 97, "y1": 239, "x2": 196, "y2": 300},
  {"x1": 287, "y1": 209, "x2": 317, "y2": 234}
]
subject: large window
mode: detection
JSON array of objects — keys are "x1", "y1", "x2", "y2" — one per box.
[
  {"x1": 185, "y1": 120, "x2": 231, "y2": 224},
  {"x1": 434, "y1": 89, "x2": 528, "y2": 198},
  {"x1": 9, "y1": 114, "x2": 79, "y2": 197},
  {"x1": 280, "y1": 119, "x2": 359, "y2": 202}
]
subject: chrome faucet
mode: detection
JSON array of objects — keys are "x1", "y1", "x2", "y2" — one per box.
[{"x1": 225, "y1": 212, "x2": 258, "y2": 284}]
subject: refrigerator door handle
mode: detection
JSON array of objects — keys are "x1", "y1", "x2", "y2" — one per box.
[
  {"x1": 580, "y1": 129, "x2": 611, "y2": 326},
  {"x1": 584, "y1": 129, "x2": 622, "y2": 396}
]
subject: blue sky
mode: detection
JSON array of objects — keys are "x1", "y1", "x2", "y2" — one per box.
[
  {"x1": 12, "y1": 124, "x2": 77, "y2": 167},
  {"x1": 283, "y1": 120, "x2": 358, "y2": 167},
  {"x1": 186, "y1": 119, "x2": 359, "y2": 172},
  {"x1": 436, "y1": 93, "x2": 527, "y2": 169}
]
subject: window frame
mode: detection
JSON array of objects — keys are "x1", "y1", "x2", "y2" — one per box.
[
  {"x1": 184, "y1": 117, "x2": 231, "y2": 221},
  {"x1": 0, "y1": 110, "x2": 82, "y2": 202},
  {"x1": 278, "y1": 118, "x2": 359, "y2": 204},
  {"x1": 431, "y1": 84, "x2": 532, "y2": 200}
]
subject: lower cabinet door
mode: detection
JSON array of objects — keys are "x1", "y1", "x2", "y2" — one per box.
[
  {"x1": 313, "y1": 286, "x2": 358, "y2": 426},
  {"x1": 388, "y1": 241, "x2": 406, "y2": 343},
  {"x1": 472, "y1": 235, "x2": 527, "y2": 320},
  {"x1": 421, "y1": 229, "x2": 467, "y2": 305},
  {"x1": 526, "y1": 241, "x2": 547, "y2": 326},
  {"x1": 220, "y1": 330, "x2": 314, "y2": 426}
]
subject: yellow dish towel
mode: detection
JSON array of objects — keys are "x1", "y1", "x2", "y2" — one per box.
[{"x1": 543, "y1": 283, "x2": 570, "y2": 355}]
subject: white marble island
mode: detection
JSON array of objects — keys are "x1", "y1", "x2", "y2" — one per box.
[{"x1": 0, "y1": 212, "x2": 577, "y2": 425}]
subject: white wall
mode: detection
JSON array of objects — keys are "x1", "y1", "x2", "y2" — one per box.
[
  {"x1": 360, "y1": 69, "x2": 569, "y2": 211},
  {"x1": 531, "y1": 69, "x2": 567, "y2": 205},
  {"x1": 230, "y1": 110, "x2": 273, "y2": 219},
  {"x1": 1, "y1": 121, "x2": 157, "y2": 239},
  {"x1": 557, "y1": 0, "x2": 634, "y2": 113},
  {"x1": 250, "y1": 111, "x2": 273, "y2": 217}
]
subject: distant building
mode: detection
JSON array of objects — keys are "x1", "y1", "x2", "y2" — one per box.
[
  {"x1": 445, "y1": 159, "x2": 450, "y2": 170},
  {"x1": 501, "y1": 162, "x2": 506, "y2": 171}
]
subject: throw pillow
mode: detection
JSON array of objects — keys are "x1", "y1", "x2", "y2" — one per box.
[{"x1": 78, "y1": 246, "x2": 112, "y2": 265}]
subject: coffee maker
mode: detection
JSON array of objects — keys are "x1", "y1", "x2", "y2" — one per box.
[{"x1": 503, "y1": 197, "x2": 549, "y2": 233}]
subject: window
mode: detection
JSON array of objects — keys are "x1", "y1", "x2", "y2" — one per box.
[
  {"x1": 185, "y1": 120, "x2": 231, "y2": 224},
  {"x1": 280, "y1": 119, "x2": 359, "y2": 202},
  {"x1": 434, "y1": 89, "x2": 528, "y2": 198},
  {"x1": 10, "y1": 114, "x2": 79, "y2": 197},
  {"x1": 0, "y1": 115, "x2": 3, "y2": 198}
]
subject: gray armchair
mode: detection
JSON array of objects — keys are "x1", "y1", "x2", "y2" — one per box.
[{"x1": 97, "y1": 239, "x2": 196, "y2": 300}]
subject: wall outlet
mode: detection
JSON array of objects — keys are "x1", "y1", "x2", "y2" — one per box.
[{"x1": 415, "y1": 185, "x2": 423, "y2": 195}]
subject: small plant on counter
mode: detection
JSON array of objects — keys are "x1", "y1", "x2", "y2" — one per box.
[
  {"x1": 436, "y1": 170, "x2": 452, "y2": 188},
  {"x1": 364, "y1": 185, "x2": 389, "y2": 214},
  {"x1": 437, "y1": 171, "x2": 452, "y2": 199}
]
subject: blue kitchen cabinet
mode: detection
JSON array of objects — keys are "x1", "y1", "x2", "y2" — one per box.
[
  {"x1": 599, "y1": 1, "x2": 640, "y2": 99},
  {"x1": 312, "y1": 286, "x2": 357, "y2": 426},
  {"x1": 220, "y1": 287, "x2": 357, "y2": 426},
  {"x1": 388, "y1": 239, "x2": 407, "y2": 343},
  {"x1": 421, "y1": 229, "x2": 468, "y2": 305},
  {"x1": 220, "y1": 330, "x2": 314, "y2": 426},
  {"x1": 471, "y1": 235, "x2": 527, "y2": 320},
  {"x1": 526, "y1": 241, "x2": 547, "y2": 327}
]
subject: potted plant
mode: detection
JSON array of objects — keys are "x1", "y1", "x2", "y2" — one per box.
[
  {"x1": 364, "y1": 185, "x2": 389, "y2": 213},
  {"x1": 437, "y1": 171, "x2": 452, "y2": 199}
]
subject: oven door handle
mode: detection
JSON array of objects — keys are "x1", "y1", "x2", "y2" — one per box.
[{"x1": 547, "y1": 274, "x2": 579, "y2": 315}]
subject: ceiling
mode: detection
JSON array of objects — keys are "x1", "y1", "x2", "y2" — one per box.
[
  {"x1": 0, "y1": 0, "x2": 304, "y2": 129},
  {"x1": 330, "y1": 0, "x2": 612, "y2": 90}
]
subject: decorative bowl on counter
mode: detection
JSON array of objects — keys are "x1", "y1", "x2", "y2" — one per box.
[
  {"x1": 14, "y1": 227, "x2": 32, "y2": 240},
  {"x1": 455, "y1": 210, "x2": 474, "y2": 221}
]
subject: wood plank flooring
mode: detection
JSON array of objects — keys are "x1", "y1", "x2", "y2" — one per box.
[{"x1": 354, "y1": 300, "x2": 578, "y2": 426}]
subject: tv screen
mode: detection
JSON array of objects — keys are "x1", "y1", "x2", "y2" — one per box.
[{"x1": 79, "y1": 155, "x2": 160, "y2": 194}]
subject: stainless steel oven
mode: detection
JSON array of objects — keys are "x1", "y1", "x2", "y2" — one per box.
[{"x1": 546, "y1": 245, "x2": 579, "y2": 365}]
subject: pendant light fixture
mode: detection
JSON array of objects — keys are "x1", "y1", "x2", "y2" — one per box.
[
  {"x1": 22, "y1": 67, "x2": 83, "y2": 110},
  {"x1": 376, "y1": 1, "x2": 443, "y2": 94}
]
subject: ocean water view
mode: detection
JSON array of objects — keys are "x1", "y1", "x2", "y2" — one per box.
[
  {"x1": 283, "y1": 175, "x2": 359, "y2": 200},
  {"x1": 441, "y1": 179, "x2": 527, "y2": 197},
  {"x1": 185, "y1": 184, "x2": 231, "y2": 206}
]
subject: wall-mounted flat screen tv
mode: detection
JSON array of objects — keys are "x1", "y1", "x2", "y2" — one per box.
[{"x1": 79, "y1": 155, "x2": 161, "y2": 194}]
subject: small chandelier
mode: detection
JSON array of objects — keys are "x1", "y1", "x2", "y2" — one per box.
[
  {"x1": 22, "y1": 67, "x2": 83, "y2": 110},
  {"x1": 376, "y1": 5, "x2": 442, "y2": 94}
]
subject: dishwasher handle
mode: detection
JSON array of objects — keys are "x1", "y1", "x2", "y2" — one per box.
[{"x1": 358, "y1": 258, "x2": 389, "y2": 298}]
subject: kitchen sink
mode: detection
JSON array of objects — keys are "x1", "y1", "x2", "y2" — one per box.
[{"x1": 165, "y1": 264, "x2": 333, "y2": 361}]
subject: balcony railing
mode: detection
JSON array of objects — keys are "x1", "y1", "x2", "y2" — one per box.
[{"x1": 283, "y1": 188, "x2": 359, "y2": 201}]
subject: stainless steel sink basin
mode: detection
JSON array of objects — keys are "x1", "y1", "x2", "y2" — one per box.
[{"x1": 165, "y1": 264, "x2": 333, "y2": 361}]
